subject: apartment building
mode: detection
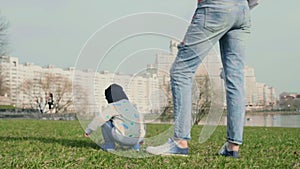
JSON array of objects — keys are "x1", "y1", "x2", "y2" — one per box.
[{"x1": 0, "y1": 56, "x2": 162, "y2": 114}]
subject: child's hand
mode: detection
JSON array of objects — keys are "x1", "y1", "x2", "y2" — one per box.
[{"x1": 84, "y1": 133, "x2": 89, "y2": 138}]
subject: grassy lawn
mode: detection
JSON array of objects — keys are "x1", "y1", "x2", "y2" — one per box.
[{"x1": 0, "y1": 119, "x2": 299, "y2": 169}]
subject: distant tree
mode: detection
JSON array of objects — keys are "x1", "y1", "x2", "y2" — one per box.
[
  {"x1": 22, "y1": 73, "x2": 73, "y2": 113},
  {"x1": 21, "y1": 79, "x2": 37, "y2": 108},
  {"x1": 293, "y1": 99, "x2": 300, "y2": 111},
  {"x1": 159, "y1": 82, "x2": 173, "y2": 122},
  {"x1": 159, "y1": 74, "x2": 213, "y2": 124},
  {"x1": 22, "y1": 79, "x2": 36, "y2": 98},
  {"x1": 73, "y1": 84, "x2": 90, "y2": 115},
  {"x1": 0, "y1": 12, "x2": 9, "y2": 56},
  {"x1": 279, "y1": 97, "x2": 300, "y2": 111},
  {"x1": 192, "y1": 75, "x2": 212, "y2": 125},
  {"x1": 40, "y1": 74, "x2": 73, "y2": 113},
  {"x1": 0, "y1": 12, "x2": 9, "y2": 96},
  {"x1": 0, "y1": 13, "x2": 10, "y2": 98},
  {"x1": 0, "y1": 72, "x2": 8, "y2": 96}
]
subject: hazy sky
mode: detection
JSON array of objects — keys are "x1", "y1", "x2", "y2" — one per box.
[{"x1": 1, "y1": 0, "x2": 300, "y2": 94}]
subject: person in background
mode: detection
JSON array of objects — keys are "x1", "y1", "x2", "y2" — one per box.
[
  {"x1": 47, "y1": 93, "x2": 54, "y2": 114},
  {"x1": 38, "y1": 96, "x2": 45, "y2": 114}
]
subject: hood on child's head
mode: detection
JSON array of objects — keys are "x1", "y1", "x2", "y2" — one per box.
[{"x1": 105, "y1": 84, "x2": 128, "y2": 103}]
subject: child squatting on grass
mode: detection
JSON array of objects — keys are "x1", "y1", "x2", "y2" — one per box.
[{"x1": 84, "y1": 84, "x2": 145, "y2": 151}]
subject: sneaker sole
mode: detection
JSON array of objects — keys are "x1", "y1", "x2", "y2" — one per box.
[{"x1": 160, "y1": 153, "x2": 188, "y2": 157}]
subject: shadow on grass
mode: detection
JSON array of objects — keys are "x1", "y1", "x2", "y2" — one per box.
[{"x1": 0, "y1": 136, "x2": 100, "y2": 149}]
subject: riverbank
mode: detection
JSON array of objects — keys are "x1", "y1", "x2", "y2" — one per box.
[
  {"x1": 246, "y1": 111, "x2": 300, "y2": 115},
  {"x1": 0, "y1": 120, "x2": 299, "y2": 168},
  {"x1": 0, "y1": 112, "x2": 77, "y2": 120}
]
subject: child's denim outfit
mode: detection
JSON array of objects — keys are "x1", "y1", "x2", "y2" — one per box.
[{"x1": 85, "y1": 99, "x2": 145, "y2": 149}]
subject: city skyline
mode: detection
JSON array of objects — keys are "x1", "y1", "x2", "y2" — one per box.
[
  {"x1": 0, "y1": 53, "x2": 277, "y2": 113},
  {"x1": 1, "y1": 1, "x2": 300, "y2": 94}
]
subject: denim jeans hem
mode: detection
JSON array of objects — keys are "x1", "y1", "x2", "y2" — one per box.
[
  {"x1": 227, "y1": 138, "x2": 242, "y2": 145},
  {"x1": 173, "y1": 136, "x2": 191, "y2": 141}
]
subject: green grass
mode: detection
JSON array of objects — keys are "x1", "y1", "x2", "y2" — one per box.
[
  {"x1": 0, "y1": 105, "x2": 15, "y2": 109},
  {"x1": 0, "y1": 120, "x2": 299, "y2": 169}
]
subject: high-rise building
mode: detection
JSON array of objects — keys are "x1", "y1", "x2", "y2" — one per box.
[
  {"x1": 0, "y1": 56, "x2": 22, "y2": 107},
  {"x1": 244, "y1": 66, "x2": 257, "y2": 107},
  {"x1": 255, "y1": 82, "x2": 277, "y2": 109}
]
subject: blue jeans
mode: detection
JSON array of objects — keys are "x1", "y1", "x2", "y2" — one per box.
[
  {"x1": 170, "y1": 0, "x2": 251, "y2": 144},
  {"x1": 101, "y1": 121, "x2": 141, "y2": 146}
]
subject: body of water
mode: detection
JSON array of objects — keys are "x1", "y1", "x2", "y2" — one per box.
[{"x1": 218, "y1": 113, "x2": 300, "y2": 128}]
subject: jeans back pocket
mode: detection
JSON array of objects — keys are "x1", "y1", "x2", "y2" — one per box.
[{"x1": 204, "y1": 7, "x2": 231, "y2": 32}]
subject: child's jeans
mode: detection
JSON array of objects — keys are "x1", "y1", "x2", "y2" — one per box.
[{"x1": 101, "y1": 121, "x2": 141, "y2": 147}]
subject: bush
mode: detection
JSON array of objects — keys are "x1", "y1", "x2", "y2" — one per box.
[{"x1": 0, "y1": 105, "x2": 15, "y2": 110}]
